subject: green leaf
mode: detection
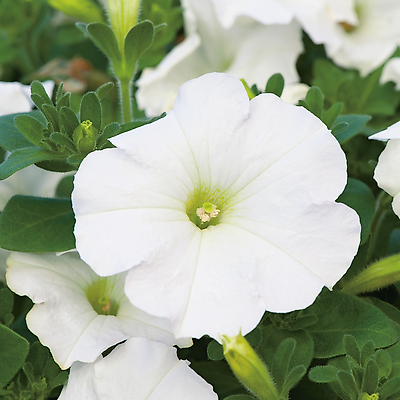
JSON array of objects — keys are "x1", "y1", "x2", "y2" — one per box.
[
  {"x1": 333, "y1": 115, "x2": 371, "y2": 144},
  {"x1": 56, "y1": 83, "x2": 64, "y2": 103},
  {"x1": 379, "y1": 377, "x2": 400, "y2": 400},
  {"x1": 191, "y1": 361, "x2": 247, "y2": 399},
  {"x1": 362, "y1": 358, "x2": 379, "y2": 394},
  {"x1": 123, "y1": 20, "x2": 155, "y2": 78},
  {"x1": 86, "y1": 22, "x2": 122, "y2": 65},
  {"x1": 0, "y1": 324, "x2": 29, "y2": 389},
  {"x1": 375, "y1": 349, "x2": 392, "y2": 379},
  {"x1": 0, "y1": 195, "x2": 75, "y2": 252},
  {"x1": 282, "y1": 365, "x2": 306, "y2": 396},
  {"x1": 265, "y1": 74, "x2": 284, "y2": 97},
  {"x1": 96, "y1": 82, "x2": 114, "y2": 100},
  {"x1": 55, "y1": 175, "x2": 74, "y2": 198},
  {"x1": 0, "y1": 147, "x2": 67, "y2": 180},
  {"x1": 271, "y1": 338, "x2": 296, "y2": 392},
  {"x1": 207, "y1": 339, "x2": 224, "y2": 361},
  {"x1": 304, "y1": 86, "x2": 324, "y2": 118},
  {"x1": 360, "y1": 340, "x2": 375, "y2": 367},
  {"x1": 30, "y1": 93, "x2": 47, "y2": 114},
  {"x1": 31, "y1": 80, "x2": 53, "y2": 106},
  {"x1": 331, "y1": 122, "x2": 349, "y2": 136},
  {"x1": 337, "y1": 178, "x2": 375, "y2": 244},
  {"x1": 14, "y1": 115, "x2": 46, "y2": 147},
  {"x1": 97, "y1": 122, "x2": 120, "y2": 149},
  {"x1": 0, "y1": 288, "x2": 13, "y2": 327},
  {"x1": 259, "y1": 324, "x2": 314, "y2": 373},
  {"x1": 59, "y1": 106, "x2": 80, "y2": 139},
  {"x1": 337, "y1": 371, "x2": 357, "y2": 400},
  {"x1": 80, "y1": 92, "x2": 102, "y2": 130},
  {"x1": 322, "y1": 102, "x2": 343, "y2": 129},
  {"x1": 309, "y1": 366, "x2": 339, "y2": 383},
  {"x1": 303, "y1": 290, "x2": 398, "y2": 358},
  {"x1": 246, "y1": 327, "x2": 262, "y2": 347},
  {"x1": 224, "y1": 396, "x2": 256, "y2": 400},
  {"x1": 343, "y1": 335, "x2": 360, "y2": 364},
  {"x1": 0, "y1": 112, "x2": 42, "y2": 151}
]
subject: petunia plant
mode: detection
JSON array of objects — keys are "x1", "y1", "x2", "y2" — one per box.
[{"x1": 3, "y1": 0, "x2": 400, "y2": 399}]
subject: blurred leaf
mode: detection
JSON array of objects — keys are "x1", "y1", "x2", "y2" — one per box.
[
  {"x1": 333, "y1": 115, "x2": 371, "y2": 144},
  {"x1": 0, "y1": 195, "x2": 75, "y2": 252},
  {"x1": 265, "y1": 74, "x2": 284, "y2": 97},
  {"x1": 0, "y1": 325, "x2": 29, "y2": 389},
  {"x1": 337, "y1": 178, "x2": 375, "y2": 244}
]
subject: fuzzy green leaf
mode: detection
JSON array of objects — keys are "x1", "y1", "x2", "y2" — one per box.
[
  {"x1": 80, "y1": 92, "x2": 102, "y2": 130},
  {"x1": 265, "y1": 74, "x2": 284, "y2": 97},
  {"x1": 14, "y1": 115, "x2": 46, "y2": 148}
]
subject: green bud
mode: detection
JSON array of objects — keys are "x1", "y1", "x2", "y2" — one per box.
[
  {"x1": 360, "y1": 393, "x2": 379, "y2": 400},
  {"x1": 73, "y1": 120, "x2": 98, "y2": 154},
  {"x1": 221, "y1": 332, "x2": 279, "y2": 400},
  {"x1": 106, "y1": 0, "x2": 141, "y2": 54},
  {"x1": 341, "y1": 253, "x2": 400, "y2": 295},
  {"x1": 47, "y1": 0, "x2": 105, "y2": 23}
]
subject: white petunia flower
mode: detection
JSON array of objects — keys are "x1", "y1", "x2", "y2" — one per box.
[
  {"x1": 59, "y1": 337, "x2": 217, "y2": 400},
  {"x1": 211, "y1": 0, "x2": 400, "y2": 76},
  {"x1": 370, "y1": 122, "x2": 400, "y2": 217},
  {"x1": 0, "y1": 81, "x2": 54, "y2": 116},
  {"x1": 380, "y1": 58, "x2": 400, "y2": 90},
  {"x1": 136, "y1": 0, "x2": 302, "y2": 116},
  {"x1": 73, "y1": 73, "x2": 360, "y2": 341},
  {"x1": 6, "y1": 252, "x2": 191, "y2": 369}
]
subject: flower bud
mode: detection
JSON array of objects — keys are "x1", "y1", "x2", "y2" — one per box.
[
  {"x1": 106, "y1": 0, "x2": 141, "y2": 54},
  {"x1": 221, "y1": 332, "x2": 279, "y2": 400},
  {"x1": 341, "y1": 253, "x2": 400, "y2": 295},
  {"x1": 47, "y1": 0, "x2": 105, "y2": 23},
  {"x1": 73, "y1": 120, "x2": 98, "y2": 154}
]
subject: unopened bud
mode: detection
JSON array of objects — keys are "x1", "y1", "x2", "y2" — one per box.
[
  {"x1": 73, "y1": 120, "x2": 98, "y2": 153},
  {"x1": 221, "y1": 332, "x2": 279, "y2": 400}
]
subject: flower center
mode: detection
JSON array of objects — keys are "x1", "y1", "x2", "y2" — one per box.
[
  {"x1": 186, "y1": 187, "x2": 230, "y2": 229},
  {"x1": 84, "y1": 277, "x2": 120, "y2": 316}
]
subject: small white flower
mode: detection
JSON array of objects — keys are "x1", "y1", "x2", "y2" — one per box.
[
  {"x1": 73, "y1": 73, "x2": 360, "y2": 341},
  {"x1": 0, "y1": 81, "x2": 54, "y2": 116},
  {"x1": 211, "y1": 0, "x2": 400, "y2": 76},
  {"x1": 6, "y1": 252, "x2": 190, "y2": 369},
  {"x1": 370, "y1": 121, "x2": 400, "y2": 217},
  {"x1": 136, "y1": 0, "x2": 302, "y2": 116},
  {"x1": 59, "y1": 337, "x2": 217, "y2": 400}
]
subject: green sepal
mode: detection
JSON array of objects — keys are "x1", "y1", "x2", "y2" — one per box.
[
  {"x1": 265, "y1": 73, "x2": 284, "y2": 97},
  {"x1": 59, "y1": 106, "x2": 80, "y2": 139},
  {"x1": 96, "y1": 82, "x2": 114, "y2": 100},
  {"x1": 14, "y1": 114, "x2": 46, "y2": 148},
  {"x1": 97, "y1": 122, "x2": 120, "y2": 149},
  {"x1": 56, "y1": 92, "x2": 71, "y2": 110},
  {"x1": 123, "y1": 20, "x2": 155, "y2": 78},
  {"x1": 0, "y1": 147, "x2": 68, "y2": 180},
  {"x1": 80, "y1": 91, "x2": 102, "y2": 130},
  {"x1": 0, "y1": 325, "x2": 29, "y2": 389},
  {"x1": 0, "y1": 195, "x2": 76, "y2": 252},
  {"x1": 42, "y1": 103, "x2": 61, "y2": 132},
  {"x1": 50, "y1": 132, "x2": 77, "y2": 152},
  {"x1": 55, "y1": 83, "x2": 64, "y2": 103},
  {"x1": 361, "y1": 359, "x2": 379, "y2": 394}
]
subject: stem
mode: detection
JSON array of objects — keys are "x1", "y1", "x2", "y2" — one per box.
[{"x1": 119, "y1": 77, "x2": 132, "y2": 123}]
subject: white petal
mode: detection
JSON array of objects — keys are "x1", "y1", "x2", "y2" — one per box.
[
  {"x1": 210, "y1": 0, "x2": 293, "y2": 28},
  {"x1": 6, "y1": 252, "x2": 188, "y2": 369},
  {"x1": 370, "y1": 120, "x2": 400, "y2": 141},
  {"x1": 0, "y1": 82, "x2": 32, "y2": 116},
  {"x1": 380, "y1": 58, "x2": 400, "y2": 90},
  {"x1": 59, "y1": 338, "x2": 217, "y2": 400},
  {"x1": 281, "y1": 83, "x2": 309, "y2": 104}
]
